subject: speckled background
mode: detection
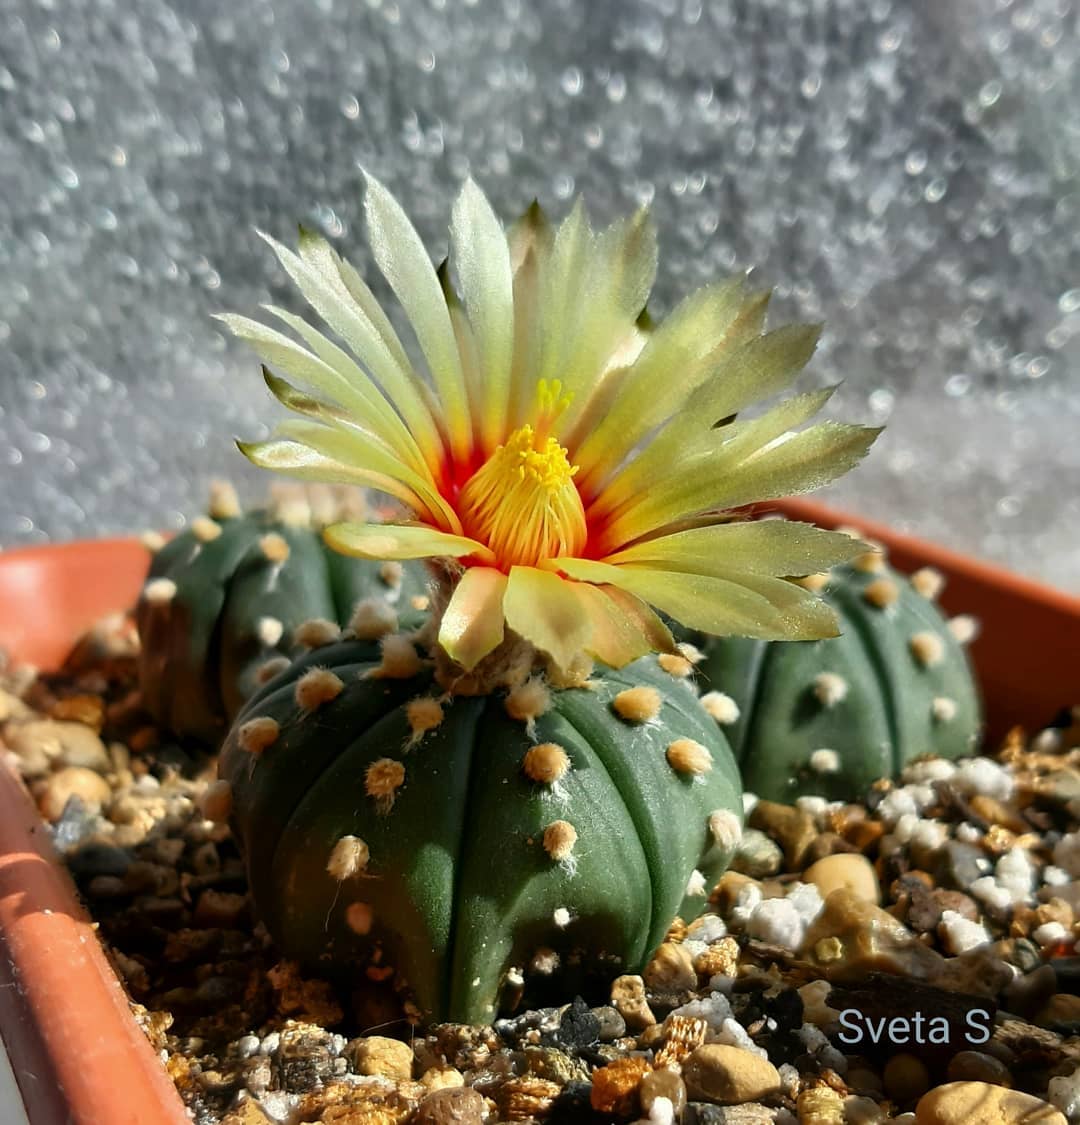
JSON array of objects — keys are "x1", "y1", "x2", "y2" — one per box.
[{"x1": 1, "y1": 0, "x2": 1078, "y2": 589}]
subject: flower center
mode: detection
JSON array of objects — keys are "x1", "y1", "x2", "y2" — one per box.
[{"x1": 458, "y1": 423, "x2": 587, "y2": 568}]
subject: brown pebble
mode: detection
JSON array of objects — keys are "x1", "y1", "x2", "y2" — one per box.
[
  {"x1": 38, "y1": 765, "x2": 112, "y2": 820},
  {"x1": 883, "y1": 1053, "x2": 931, "y2": 1103},
  {"x1": 682, "y1": 1044, "x2": 783, "y2": 1105},
  {"x1": 945, "y1": 1051, "x2": 1012, "y2": 1088},
  {"x1": 498, "y1": 1076, "x2": 561, "y2": 1121},
  {"x1": 348, "y1": 1035, "x2": 414, "y2": 1081},
  {"x1": 412, "y1": 1086, "x2": 485, "y2": 1125},
  {"x1": 748, "y1": 800, "x2": 817, "y2": 869},
  {"x1": 1036, "y1": 993, "x2": 1080, "y2": 1025},
  {"x1": 10, "y1": 718, "x2": 110, "y2": 773},
  {"x1": 915, "y1": 1082, "x2": 1066, "y2": 1125},
  {"x1": 640, "y1": 1068, "x2": 687, "y2": 1118},
  {"x1": 804, "y1": 853, "x2": 881, "y2": 905},
  {"x1": 798, "y1": 1085, "x2": 845, "y2": 1125},
  {"x1": 193, "y1": 889, "x2": 247, "y2": 929},
  {"x1": 643, "y1": 941, "x2": 697, "y2": 992},
  {"x1": 611, "y1": 974, "x2": 656, "y2": 1030}
]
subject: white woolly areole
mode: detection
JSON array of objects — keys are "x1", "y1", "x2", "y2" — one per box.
[
  {"x1": 295, "y1": 667, "x2": 344, "y2": 710},
  {"x1": 812, "y1": 672, "x2": 848, "y2": 707},
  {"x1": 701, "y1": 691, "x2": 740, "y2": 725},
  {"x1": 505, "y1": 677, "x2": 552, "y2": 724},
  {"x1": 348, "y1": 598, "x2": 398, "y2": 640},
  {"x1": 238, "y1": 716, "x2": 280, "y2": 755},
  {"x1": 553, "y1": 907, "x2": 571, "y2": 928},
  {"x1": 191, "y1": 516, "x2": 222, "y2": 542},
  {"x1": 256, "y1": 656, "x2": 291, "y2": 684},
  {"x1": 909, "y1": 631, "x2": 945, "y2": 667},
  {"x1": 257, "y1": 616, "x2": 285, "y2": 647},
  {"x1": 327, "y1": 835, "x2": 370, "y2": 880},
  {"x1": 376, "y1": 633, "x2": 423, "y2": 678},
  {"x1": 911, "y1": 566, "x2": 945, "y2": 600},
  {"x1": 207, "y1": 480, "x2": 241, "y2": 519},
  {"x1": 708, "y1": 809, "x2": 742, "y2": 851},
  {"x1": 932, "y1": 696, "x2": 958, "y2": 722},
  {"x1": 140, "y1": 530, "x2": 166, "y2": 553},
  {"x1": 948, "y1": 614, "x2": 980, "y2": 644},
  {"x1": 685, "y1": 869, "x2": 707, "y2": 897},
  {"x1": 543, "y1": 820, "x2": 578, "y2": 863},
  {"x1": 809, "y1": 748, "x2": 840, "y2": 774},
  {"x1": 143, "y1": 577, "x2": 178, "y2": 605},
  {"x1": 293, "y1": 618, "x2": 341, "y2": 648}
]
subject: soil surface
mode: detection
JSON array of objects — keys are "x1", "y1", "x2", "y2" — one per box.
[{"x1": 2, "y1": 617, "x2": 1080, "y2": 1125}]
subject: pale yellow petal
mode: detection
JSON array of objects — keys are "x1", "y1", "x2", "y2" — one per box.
[
  {"x1": 363, "y1": 172, "x2": 472, "y2": 461},
  {"x1": 451, "y1": 178, "x2": 515, "y2": 454},
  {"x1": 437, "y1": 566, "x2": 508, "y2": 670},
  {"x1": 324, "y1": 521, "x2": 493, "y2": 563},
  {"x1": 503, "y1": 566, "x2": 592, "y2": 671},
  {"x1": 571, "y1": 583, "x2": 674, "y2": 667}
]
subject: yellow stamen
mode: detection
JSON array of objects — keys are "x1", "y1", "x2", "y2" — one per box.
[{"x1": 458, "y1": 424, "x2": 587, "y2": 567}]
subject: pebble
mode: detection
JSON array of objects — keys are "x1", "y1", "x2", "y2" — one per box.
[
  {"x1": 748, "y1": 802, "x2": 818, "y2": 869},
  {"x1": 883, "y1": 1054, "x2": 931, "y2": 1103},
  {"x1": 1036, "y1": 994, "x2": 1080, "y2": 1026},
  {"x1": 682, "y1": 1044, "x2": 783, "y2": 1105},
  {"x1": 796, "y1": 1085, "x2": 845, "y2": 1124},
  {"x1": 192, "y1": 889, "x2": 247, "y2": 929},
  {"x1": 592, "y1": 1005, "x2": 627, "y2": 1041},
  {"x1": 730, "y1": 829, "x2": 784, "y2": 878},
  {"x1": 644, "y1": 942, "x2": 697, "y2": 992},
  {"x1": 689, "y1": 1105, "x2": 776, "y2": 1125},
  {"x1": 804, "y1": 854, "x2": 881, "y2": 905},
  {"x1": 412, "y1": 1086, "x2": 485, "y2": 1125},
  {"x1": 38, "y1": 765, "x2": 112, "y2": 820},
  {"x1": 915, "y1": 1083, "x2": 1066, "y2": 1125},
  {"x1": 590, "y1": 1056, "x2": 652, "y2": 1116},
  {"x1": 8, "y1": 719, "x2": 110, "y2": 773},
  {"x1": 348, "y1": 1035, "x2": 414, "y2": 1081},
  {"x1": 641, "y1": 1069, "x2": 687, "y2": 1118},
  {"x1": 945, "y1": 1051, "x2": 1012, "y2": 1087}
]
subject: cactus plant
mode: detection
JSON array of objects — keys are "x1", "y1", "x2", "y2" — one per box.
[
  {"x1": 681, "y1": 540, "x2": 982, "y2": 802},
  {"x1": 219, "y1": 636, "x2": 744, "y2": 1023},
  {"x1": 208, "y1": 175, "x2": 879, "y2": 1022},
  {"x1": 136, "y1": 482, "x2": 430, "y2": 745}
]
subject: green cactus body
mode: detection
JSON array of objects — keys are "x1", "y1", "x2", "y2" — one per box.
[
  {"x1": 218, "y1": 642, "x2": 743, "y2": 1025},
  {"x1": 136, "y1": 509, "x2": 429, "y2": 745},
  {"x1": 686, "y1": 557, "x2": 982, "y2": 802}
]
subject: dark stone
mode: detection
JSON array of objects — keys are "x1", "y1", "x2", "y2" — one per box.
[
  {"x1": 553, "y1": 996, "x2": 600, "y2": 1050},
  {"x1": 66, "y1": 842, "x2": 133, "y2": 878},
  {"x1": 545, "y1": 1081, "x2": 598, "y2": 1123},
  {"x1": 936, "y1": 841, "x2": 992, "y2": 890}
]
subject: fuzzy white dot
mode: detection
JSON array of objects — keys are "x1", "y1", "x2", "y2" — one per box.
[
  {"x1": 948, "y1": 614, "x2": 980, "y2": 645},
  {"x1": 190, "y1": 516, "x2": 222, "y2": 543},
  {"x1": 809, "y1": 748, "x2": 840, "y2": 774},
  {"x1": 375, "y1": 634, "x2": 423, "y2": 679},
  {"x1": 293, "y1": 618, "x2": 341, "y2": 648},
  {"x1": 812, "y1": 673, "x2": 848, "y2": 707},
  {"x1": 911, "y1": 567, "x2": 945, "y2": 600},
  {"x1": 553, "y1": 907, "x2": 571, "y2": 928},
  {"x1": 238, "y1": 716, "x2": 279, "y2": 755},
  {"x1": 259, "y1": 532, "x2": 290, "y2": 564},
  {"x1": 909, "y1": 631, "x2": 945, "y2": 667},
  {"x1": 207, "y1": 480, "x2": 240, "y2": 520},
  {"x1": 255, "y1": 656, "x2": 291, "y2": 684},
  {"x1": 543, "y1": 820, "x2": 578, "y2": 863},
  {"x1": 295, "y1": 667, "x2": 344, "y2": 711},
  {"x1": 327, "y1": 835, "x2": 370, "y2": 881},
  {"x1": 931, "y1": 696, "x2": 958, "y2": 722},
  {"x1": 708, "y1": 809, "x2": 742, "y2": 851},
  {"x1": 142, "y1": 577, "x2": 177, "y2": 605},
  {"x1": 257, "y1": 616, "x2": 285, "y2": 647},
  {"x1": 348, "y1": 598, "x2": 398, "y2": 640},
  {"x1": 701, "y1": 691, "x2": 740, "y2": 725}
]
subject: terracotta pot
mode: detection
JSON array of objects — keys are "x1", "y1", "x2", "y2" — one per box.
[{"x1": 0, "y1": 507, "x2": 1077, "y2": 1123}]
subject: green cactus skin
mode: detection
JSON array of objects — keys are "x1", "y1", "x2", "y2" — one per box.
[
  {"x1": 136, "y1": 509, "x2": 430, "y2": 745},
  {"x1": 681, "y1": 556, "x2": 982, "y2": 802},
  {"x1": 217, "y1": 641, "x2": 743, "y2": 1025}
]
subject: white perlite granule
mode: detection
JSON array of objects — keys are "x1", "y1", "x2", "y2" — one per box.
[{"x1": 939, "y1": 909, "x2": 992, "y2": 953}]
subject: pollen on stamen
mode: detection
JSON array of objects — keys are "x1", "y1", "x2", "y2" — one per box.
[
  {"x1": 909, "y1": 631, "x2": 945, "y2": 668},
  {"x1": 255, "y1": 656, "x2": 291, "y2": 684},
  {"x1": 932, "y1": 696, "x2": 958, "y2": 723},
  {"x1": 405, "y1": 697, "x2": 444, "y2": 749},
  {"x1": 701, "y1": 691, "x2": 740, "y2": 725},
  {"x1": 523, "y1": 743, "x2": 570, "y2": 785},
  {"x1": 191, "y1": 516, "x2": 222, "y2": 543},
  {"x1": 612, "y1": 686, "x2": 662, "y2": 723},
  {"x1": 238, "y1": 716, "x2": 279, "y2": 755},
  {"x1": 293, "y1": 618, "x2": 341, "y2": 648},
  {"x1": 365, "y1": 758, "x2": 406, "y2": 813},
  {"x1": 862, "y1": 577, "x2": 899, "y2": 608},
  {"x1": 259, "y1": 532, "x2": 290, "y2": 564},
  {"x1": 948, "y1": 615, "x2": 980, "y2": 645},
  {"x1": 543, "y1": 820, "x2": 577, "y2": 863},
  {"x1": 257, "y1": 616, "x2": 284, "y2": 647},
  {"x1": 658, "y1": 653, "x2": 694, "y2": 678},
  {"x1": 708, "y1": 809, "x2": 742, "y2": 851},
  {"x1": 666, "y1": 738, "x2": 713, "y2": 776},
  {"x1": 813, "y1": 672, "x2": 849, "y2": 707},
  {"x1": 348, "y1": 598, "x2": 398, "y2": 640},
  {"x1": 142, "y1": 577, "x2": 177, "y2": 605},
  {"x1": 207, "y1": 480, "x2": 241, "y2": 520},
  {"x1": 911, "y1": 567, "x2": 946, "y2": 600},
  {"x1": 505, "y1": 677, "x2": 552, "y2": 732},
  {"x1": 295, "y1": 667, "x2": 344, "y2": 710},
  {"x1": 327, "y1": 835, "x2": 370, "y2": 881}
]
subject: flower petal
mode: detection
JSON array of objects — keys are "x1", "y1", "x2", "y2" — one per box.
[
  {"x1": 503, "y1": 566, "x2": 592, "y2": 671},
  {"x1": 324, "y1": 521, "x2": 493, "y2": 564},
  {"x1": 604, "y1": 519, "x2": 867, "y2": 576},
  {"x1": 571, "y1": 583, "x2": 675, "y2": 667},
  {"x1": 451, "y1": 179, "x2": 515, "y2": 455},
  {"x1": 363, "y1": 172, "x2": 471, "y2": 461},
  {"x1": 437, "y1": 566, "x2": 508, "y2": 670}
]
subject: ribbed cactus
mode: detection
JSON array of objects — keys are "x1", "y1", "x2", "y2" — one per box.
[
  {"x1": 136, "y1": 483, "x2": 430, "y2": 745},
  {"x1": 683, "y1": 541, "x2": 982, "y2": 801},
  {"x1": 217, "y1": 636, "x2": 743, "y2": 1024}
]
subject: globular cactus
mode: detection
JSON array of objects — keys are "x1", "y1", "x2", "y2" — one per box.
[
  {"x1": 682, "y1": 538, "x2": 982, "y2": 801},
  {"x1": 136, "y1": 482, "x2": 430, "y2": 745},
  {"x1": 217, "y1": 636, "x2": 743, "y2": 1025}
]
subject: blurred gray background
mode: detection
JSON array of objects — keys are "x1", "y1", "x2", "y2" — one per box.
[{"x1": 1, "y1": 0, "x2": 1078, "y2": 589}]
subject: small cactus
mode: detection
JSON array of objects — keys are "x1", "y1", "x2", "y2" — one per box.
[
  {"x1": 218, "y1": 641, "x2": 743, "y2": 1024},
  {"x1": 682, "y1": 544, "x2": 983, "y2": 801},
  {"x1": 136, "y1": 483, "x2": 430, "y2": 744}
]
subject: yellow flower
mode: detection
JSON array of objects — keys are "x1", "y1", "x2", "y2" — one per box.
[{"x1": 222, "y1": 176, "x2": 878, "y2": 674}]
